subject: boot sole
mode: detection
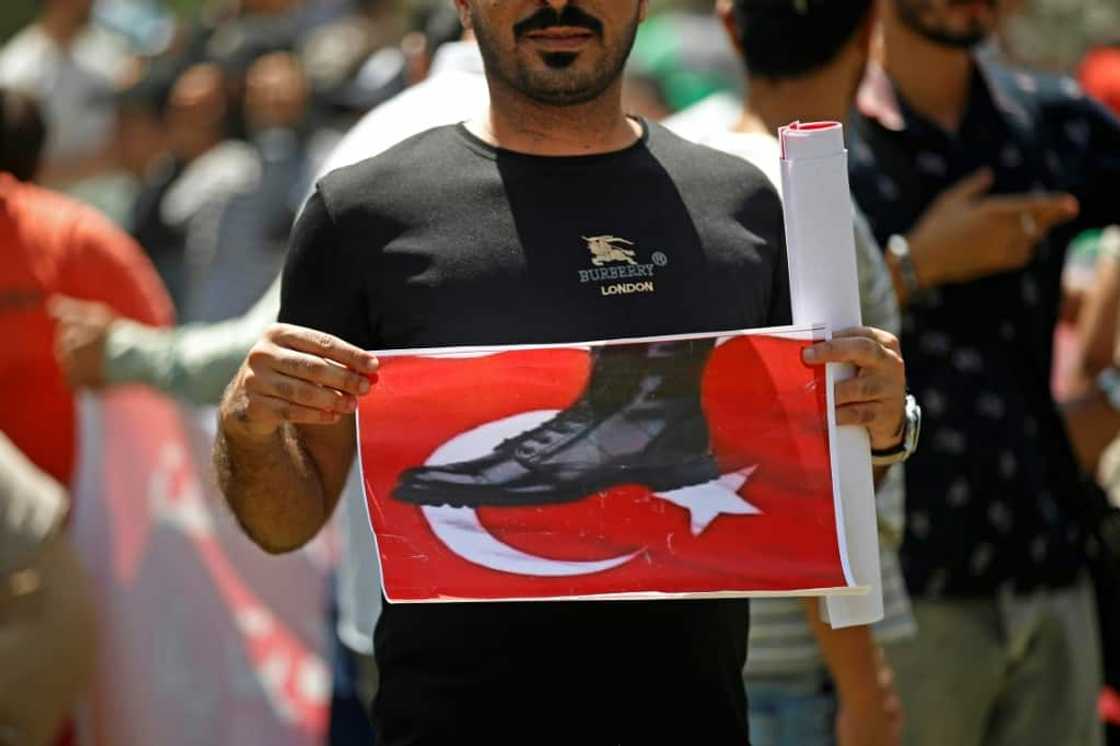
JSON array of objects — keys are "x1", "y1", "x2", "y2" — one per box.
[{"x1": 391, "y1": 455, "x2": 721, "y2": 509}]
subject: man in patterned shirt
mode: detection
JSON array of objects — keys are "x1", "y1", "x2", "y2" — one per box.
[
  {"x1": 665, "y1": 2, "x2": 919, "y2": 744},
  {"x1": 849, "y1": 1, "x2": 1120, "y2": 744}
]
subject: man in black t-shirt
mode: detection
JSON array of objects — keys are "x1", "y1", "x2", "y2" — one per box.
[{"x1": 213, "y1": 2, "x2": 909, "y2": 743}]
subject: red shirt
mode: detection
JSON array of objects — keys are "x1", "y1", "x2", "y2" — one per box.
[{"x1": 0, "y1": 173, "x2": 173, "y2": 485}]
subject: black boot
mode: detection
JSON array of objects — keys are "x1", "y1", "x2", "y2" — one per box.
[{"x1": 392, "y1": 340, "x2": 720, "y2": 508}]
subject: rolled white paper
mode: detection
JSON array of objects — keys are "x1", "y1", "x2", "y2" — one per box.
[{"x1": 779, "y1": 121, "x2": 884, "y2": 628}]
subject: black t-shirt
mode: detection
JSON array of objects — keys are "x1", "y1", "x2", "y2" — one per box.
[{"x1": 280, "y1": 121, "x2": 789, "y2": 745}]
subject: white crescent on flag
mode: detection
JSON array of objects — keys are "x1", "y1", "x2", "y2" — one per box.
[{"x1": 418, "y1": 411, "x2": 761, "y2": 577}]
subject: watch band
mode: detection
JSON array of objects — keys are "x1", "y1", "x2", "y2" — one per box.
[
  {"x1": 871, "y1": 394, "x2": 922, "y2": 467},
  {"x1": 887, "y1": 234, "x2": 921, "y2": 298}
]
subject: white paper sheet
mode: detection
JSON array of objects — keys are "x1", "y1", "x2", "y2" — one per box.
[{"x1": 779, "y1": 121, "x2": 884, "y2": 628}]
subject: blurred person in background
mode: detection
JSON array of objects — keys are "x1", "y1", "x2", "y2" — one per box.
[
  {"x1": 124, "y1": 61, "x2": 207, "y2": 312},
  {"x1": 51, "y1": 11, "x2": 469, "y2": 744},
  {"x1": 667, "y1": 1, "x2": 928, "y2": 744},
  {"x1": 178, "y1": 50, "x2": 311, "y2": 324},
  {"x1": 0, "y1": 86, "x2": 170, "y2": 746},
  {"x1": 113, "y1": 65, "x2": 174, "y2": 187},
  {"x1": 0, "y1": 87, "x2": 172, "y2": 490},
  {"x1": 1062, "y1": 53, "x2": 1120, "y2": 741},
  {"x1": 998, "y1": 0, "x2": 1120, "y2": 73},
  {"x1": 51, "y1": 7, "x2": 473, "y2": 408},
  {"x1": 1066, "y1": 42, "x2": 1120, "y2": 478},
  {"x1": 848, "y1": 0, "x2": 1120, "y2": 743},
  {"x1": 0, "y1": 0, "x2": 131, "y2": 188},
  {"x1": 0, "y1": 432, "x2": 96, "y2": 746},
  {"x1": 142, "y1": 59, "x2": 304, "y2": 322},
  {"x1": 301, "y1": 0, "x2": 410, "y2": 120}
]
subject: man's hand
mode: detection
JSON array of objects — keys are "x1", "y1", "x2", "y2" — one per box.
[
  {"x1": 49, "y1": 295, "x2": 116, "y2": 390},
  {"x1": 803, "y1": 327, "x2": 906, "y2": 451},
  {"x1": 835, "y1": 647, "x2": 904, "y2": 746},
  {"x1": 221, "y1": 324, "x2": 379, "y2": 441},
  {"x1": 905, "y1": 169, "x2": 1079, "y2": 289}
]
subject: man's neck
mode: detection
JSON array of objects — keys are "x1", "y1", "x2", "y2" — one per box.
[
  {"x1": 737, "y1": 65, "x2": 853, "y2": 140},
  {"x1": 470, "y1": 78, "x2": 640, "y2": 157},
  {"x1": 881, "y1": 18, "x2": 974, "y2": 134},
  {"x1": 38, "y1": 10, "x2": 84, "y2": 48}
]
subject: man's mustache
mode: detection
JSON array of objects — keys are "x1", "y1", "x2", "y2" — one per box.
[{"x1": 513, "y1": 6, "x2": 604, "y2": 39}]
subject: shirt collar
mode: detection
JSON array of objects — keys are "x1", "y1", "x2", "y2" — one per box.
[
  {"x1": 429, "y1": 41, "x2": 485, "y2": 79},
  {"x1": 856, "y1": 56, "x2": 1033, "y2": 136}
]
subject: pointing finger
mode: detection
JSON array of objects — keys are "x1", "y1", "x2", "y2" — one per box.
[
  {"x1": 1029, "y1": 195, "x2": 1081, "y2": 230},
  {"x1": 985, "y1": 192, "x2": 1079, "y2": 220}
]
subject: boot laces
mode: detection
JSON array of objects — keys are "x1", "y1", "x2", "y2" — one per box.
[{"x1": 498, "y1": 400, "x2": 596, "y2": 454}]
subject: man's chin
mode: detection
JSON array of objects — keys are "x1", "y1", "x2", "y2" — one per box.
[
  {"x1": 930, "y1": 29, "x2": 990, "y2": 49},
  {"x1": 541, "y1": 51, "x2": 581, "y2": 70},
  {"x1": 515, "y1": 65, "x2": 609, "y2": 106},
  {"x1": 912, "y1": 20, "x2": 992, "y2": 49},
  {"x1": 522, "y1": 86, "x2": 605, "y2": 107}
]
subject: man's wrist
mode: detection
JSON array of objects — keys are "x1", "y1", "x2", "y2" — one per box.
[
  {"x1": 218, "y1": 389, "x2": 282, "y2": 446},
  {"x1": 901, "y1": 230, "x2": 943, "y2": 290},
  {"x1": 886, "y1": 234, "x2": 922, "y2": 302},
  {"x1": 871, "y1": 423, "x2": 905, "y2": 453}
]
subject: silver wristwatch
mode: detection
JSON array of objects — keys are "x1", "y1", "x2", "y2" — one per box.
[
  {"x1": 887, "y1": 234, "x2": 921, "y2": 298},
  {"x1": 871, "y1": 394, "x2": 922, "y2": 467}
]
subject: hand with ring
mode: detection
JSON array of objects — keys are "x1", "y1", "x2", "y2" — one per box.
[{"x1": 902, "y1": 168, "x2": 1079, "y2": 287}]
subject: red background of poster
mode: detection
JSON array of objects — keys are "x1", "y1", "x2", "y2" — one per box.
[{"x1": 359, "y1": 334, "x2": 847, "y2": 602}]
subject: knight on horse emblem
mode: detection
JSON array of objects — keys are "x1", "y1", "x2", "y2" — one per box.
[{"x1": 584, "y1": 235, "x2": 638, "y2": 267}]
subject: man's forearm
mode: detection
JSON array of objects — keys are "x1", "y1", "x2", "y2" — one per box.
[
  {"x1": 213, "y1": 422, "x2": 334, "y2": 554},
  {"x1": 803, "y1": 599, "x2": 882, "y2": 702},
  {"x1": 1062, "y1": 390, "x2": 1120, "y2": 475}
]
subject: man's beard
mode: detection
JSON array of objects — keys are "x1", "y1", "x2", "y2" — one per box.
[
  {"x1": 895, "y1": 0, "x2": 997, "y2": 50},
  {"x1": 472, "y1": 6, "x2": 640, "y2": 107}
]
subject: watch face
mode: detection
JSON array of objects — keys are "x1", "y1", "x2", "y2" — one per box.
[
  {"x1": 888, "y1": 234, "x2": 909, "y2": 258},
  {"x1": 904, "y1": 395, "x2": 922, "y2": 452}
]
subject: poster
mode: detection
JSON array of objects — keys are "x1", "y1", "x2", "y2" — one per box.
[{"x1": 358, "y1": 327, "x2": 859, "y2": 603}]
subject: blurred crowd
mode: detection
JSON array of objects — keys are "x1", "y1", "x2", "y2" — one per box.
[{"x1": 1, "y1": 0, "x2": 1119, "y2": 745}]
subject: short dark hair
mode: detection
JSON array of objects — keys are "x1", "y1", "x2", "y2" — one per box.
[
  {"x1": 731, "y1": 0, "x2": 874, "y2": 80},
  {"x1": 0, "y1": 88, "x2": 47, "y2": 181}
]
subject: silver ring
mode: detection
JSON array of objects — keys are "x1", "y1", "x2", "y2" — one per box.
[{"x1": 1020, "y1": 211, "x2": 1038, "y2": 238}]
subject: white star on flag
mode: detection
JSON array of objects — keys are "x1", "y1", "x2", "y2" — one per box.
[{"x1": 654, "y1": 466, "x2": 761, "y2": 536}]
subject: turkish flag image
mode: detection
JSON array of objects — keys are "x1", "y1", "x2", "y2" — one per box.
[{"x1": 358, "y1": 329, "x2": 852, "y2": 602}]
